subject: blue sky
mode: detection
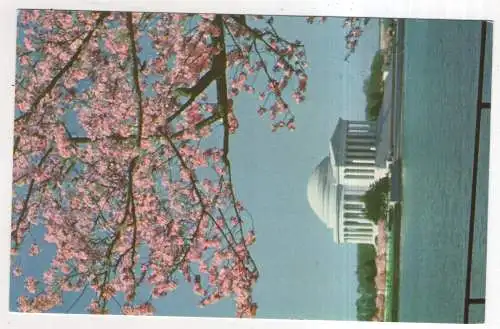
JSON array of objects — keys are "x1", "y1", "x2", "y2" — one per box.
[
  {"x1": 10, "y1": 14, "x2": 380, "y2": 320},
  {"x1": 229, "y1": 16, "x2": 379, "y2": 320}
]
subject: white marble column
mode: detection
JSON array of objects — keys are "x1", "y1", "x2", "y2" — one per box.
[
  {"x1": 347, "y1": 151, "x2": 376, "y2": 158},
  {"x1": 347, "y1": 138, "x2": 374, "y2": 145},
  {"x1": 344, "y1": 202, "x2": 365, "y2": 210},
  {"x1": 350, "y1": 132, "x2": 376, "y2": 139},
  {"x1": 349, "y1": 158, "x2": 376, "y2": 164},
  {"x1": 345, "y1": 236, "x2": 371, "y2": 244},
  {"x1": 345, "y1": 229, "x2": 373, "y2": 236},
  {"x1": 344, "y1": 167, "x2": 375, "y2": 175},
  {"x1": 346, "y1": 144, "x2": 372, "y2": 151},
  {"x1": 347, "y1": 222, "x2": 371, "y2": 233},
  {"x1": 344, "y1": 226, "x2": 372, "y2": 234},
  {"x1": 348, "y1": 121, "x2": 374, "y2": 132}
]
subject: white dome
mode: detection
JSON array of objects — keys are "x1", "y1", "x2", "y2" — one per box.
[{"x1": 307, "y1": 156, "x2": 338, "y2": 230}]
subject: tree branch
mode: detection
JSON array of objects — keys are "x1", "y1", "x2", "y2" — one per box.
[
  {"x1": 65, "y1": 284, "x2": 89, "y2": 313},
  {"x1": 126, "y1": 13, "x2": 144, "y2": 147},
  {"x1": 212, "y1": 15, "x2": 230, "y2": 160},
  {"x1": 97, "y1": 157, "x2": 138, "y2": 310},
  {"x1": 11, "y1": 146, "x2": 54, "y2": 249},
  {"x1": 15, "y1": 12, "x2": 109, "y2": 123},
  {"x1": 164, "y1": 22, "x2": 228, "y2": 127},
  {"x1": 13, "y1": 136, "x2": 20, "y2": 155},
  {"x1": 170, "y1": 113, "x2": 222, "y2": 139}
]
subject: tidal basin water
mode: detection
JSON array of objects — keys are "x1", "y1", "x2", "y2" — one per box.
[{"x1": 399, "y1": 20, "x2": 492, "y2": 323}]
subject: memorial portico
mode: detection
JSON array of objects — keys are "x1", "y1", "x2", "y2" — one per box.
[{"x1": 307, "y1": 118, "x2": 390, "y2": 246}]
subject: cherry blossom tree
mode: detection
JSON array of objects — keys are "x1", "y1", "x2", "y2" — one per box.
[
  {"x1": 342, "y1": 17, "x2": 371, "y2": 61},
  {"x1": 12, "y1": 10, "x2": 312, "y2": 317},
  {"x1": 308, "y1": 16, "x2": 370, "y2": 61}
]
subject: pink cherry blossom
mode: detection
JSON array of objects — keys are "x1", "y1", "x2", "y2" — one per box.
[
  {"x1": 28, "y1": 243, "x2": 40, "y2": 256},
  {"x1": 23, "y1": 37, "x2": 35, "y2": 51},
  {"x1": 24, "y1": 277, "x2": 38, "y2": 294},
  {"x1": 12, "y1": 9, "x2": 315, "y2": 318},
  {"x1": 13, "y1": 266, "x2": 23, "y2": 277},
  {"x1": 17, "y1": 101, "x2": 29, "y2": 112},
  {"x1": 122, "y1": 303, "x2": 155, "y2": 315}
]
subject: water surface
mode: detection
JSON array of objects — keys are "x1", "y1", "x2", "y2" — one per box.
[{"x1": 399, "y1": 20, "x2": 491, "y2": 323}]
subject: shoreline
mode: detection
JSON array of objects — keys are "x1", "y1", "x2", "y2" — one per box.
[
  {"x1": 379, "y1": 19, "x2": 397, "y2": 68},
  {"x1": 385, "y1": 18, "x2": 405, "y2": 322},
  {"x1": 371, "y1": 220, "x2": 389, "y2": 321},
  {"x1": 371, "y1": 18, "x2": 405, "y2": 322}
]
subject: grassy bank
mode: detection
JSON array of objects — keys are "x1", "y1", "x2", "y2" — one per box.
[
  {"x1": 384, "y1": 202, "x2": 402, "y2": 322},
  {"x1": 383, "y1": 19, "x2": 405, "y2": 323}
]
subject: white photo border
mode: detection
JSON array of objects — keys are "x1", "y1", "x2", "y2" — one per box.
[{"x1": 1, "y1": 1, "x2": 498, "y2": 329}]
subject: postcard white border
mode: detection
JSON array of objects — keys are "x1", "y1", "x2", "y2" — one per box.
[{"x1": 0, "y1": 0, "x2": 498, "y2": 329}]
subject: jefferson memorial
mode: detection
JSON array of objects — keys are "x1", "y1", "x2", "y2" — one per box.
[{"x1": 307, "y1": 118, "x2": 391, "y2": 246}]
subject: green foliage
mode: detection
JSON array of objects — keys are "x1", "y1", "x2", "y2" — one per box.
[
  {"x1": 355, "y1": 177, "x2": 391, "y2": 320},
  {"x1": 361, "y1": 176, "x2": 390, "y2": 223},
  {"x1": 355, "y1": 244, "x2": 378, "y2": 320},
  {"x1": 363, "y1": 50, "x2": 385, "y2": 121}
]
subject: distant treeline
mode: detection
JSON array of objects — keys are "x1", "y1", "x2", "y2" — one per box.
[
  {"x1": 363, "y1": 50, "x2": 385, "y2": 121},
  {"x1": 355, "y1": 244, "x2": 378, "y2": 320},
  {"x1": 355, "y1": 176, "x2": 390, "y2": 320}
]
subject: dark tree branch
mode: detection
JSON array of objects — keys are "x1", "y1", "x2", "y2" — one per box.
[
  {"x1": 13, "y1": 136, "x2": 20, "y2": 155},
  {"x1": 213, "y1": 15, "x2": 258, "y2": 274},
  {"x1": 165, "y1": 69, "x2": 223, "y2": 127},
  {"x1": 170, "y1": 113, "x2": 222, "y2": 139},
  {"x1": 212, "y1": 15, "x2": 230, "y2": 160},
  {"x1": 65, "y1": 284, "x2": 89, "y2": 313},
  {"x1": 15, "y1": 12, "x2": 109, "y2": 123},
  {"x1": 164, "y1": 21, "x2": 228, "y2": 127},
  {"x1": 11, "y1": 146, "x2": 54, "y2": 249},
  {"x1": 126, "y1": 13, "x2": 145, "y2": 147},
  {"x1": 97, "y1": 157, "x2": 138, "y2": 310}
]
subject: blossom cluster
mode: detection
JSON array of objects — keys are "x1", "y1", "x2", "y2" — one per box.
[{"x1": 12, "y1": 10, "x2": 312, "y2": 317}]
